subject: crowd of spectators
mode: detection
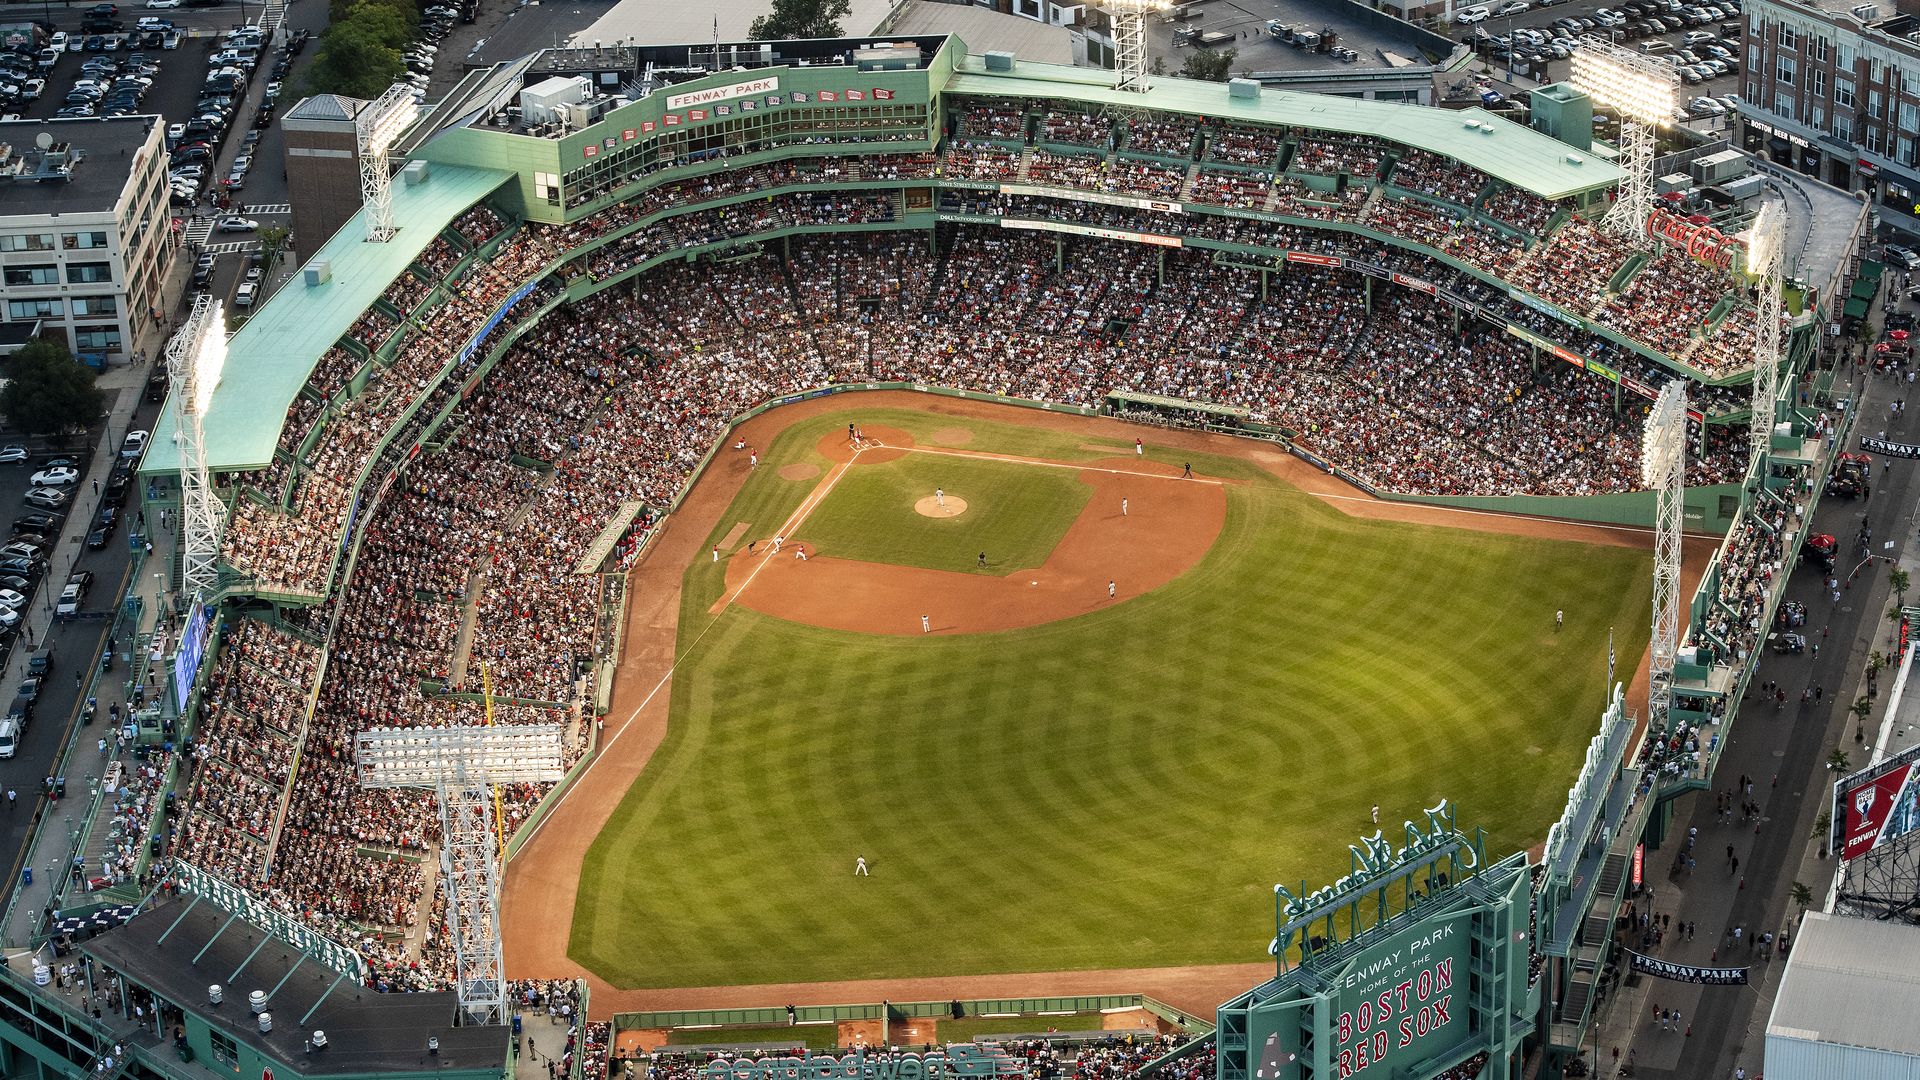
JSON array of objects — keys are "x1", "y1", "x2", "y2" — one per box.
[
  {"x1": 1288, "y1": 135, "x2": 1388, "y2": 179},
  {"x1": 1389, "y1": 149, "x2": 1488, "y2": 207},
  {"x1": 1038, "y1": 107, "x2": 1110, "y2": 149},
  {"x1": 1203, "y1": 122, "x2": 1284, "y2": 168},
  {"x1": 1124, "y1": 114, "x2": 1199, "y2": 159},
  {"x1": 957, "y1": 98, "x2": 1029, "y2": 141}
]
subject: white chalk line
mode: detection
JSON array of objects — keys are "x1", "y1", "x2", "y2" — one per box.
[
  {"x1": 889, "y1": 443, "x2": 1226, "y2": 485},
  {"x1": 513, "y1": 446, "x2": 861, "y2": 856},
  {"x1": 1299, "y1": 489, "x2": 1721, "y2": 539}
]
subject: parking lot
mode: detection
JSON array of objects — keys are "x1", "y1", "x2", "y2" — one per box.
[{"x1": 1453, "y1": 0, "x2": 1746, "y2": 130}]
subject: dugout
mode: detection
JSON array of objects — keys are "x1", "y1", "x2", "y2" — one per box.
[{"x1": 1105, "y1": 390, "x2": 1252, "y2": 433}]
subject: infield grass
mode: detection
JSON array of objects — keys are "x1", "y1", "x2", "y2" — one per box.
[
  {"x1": 800, "y1": 453, "x2": 1092, "y2": 573},
  {"x1": 570, "y1": 407, "x2": 1652, "y2": 989}
]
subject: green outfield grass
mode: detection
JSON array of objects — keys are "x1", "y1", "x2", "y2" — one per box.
[
  {"x1": 799, "y1": 452, "x2": 1092, "y2": 573},
  {"x1": 570, "y1": 406, "x2": 1652, "y2": 989}
]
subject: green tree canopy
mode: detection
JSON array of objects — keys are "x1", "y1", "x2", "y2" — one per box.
[
  {"x1": 308, "y1": 18, "x2": 404, "y2": 99},
  {"x1": 0, "y1": 339, "x2": 105, "y2": 438},
  {"x1": 1180, "y1": 47, "x2": 1236, "y2": 82},
  {"x1": 749, "y1": 0, "x2": 852, "y2": 40}
]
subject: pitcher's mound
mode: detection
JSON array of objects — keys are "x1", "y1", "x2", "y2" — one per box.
[{"x1": 914, "y1": 495, "x2": 968, "y2": 518}]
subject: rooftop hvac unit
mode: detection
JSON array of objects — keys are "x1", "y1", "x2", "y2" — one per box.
[
  {"x1": 520, "y1": 75, "x2": 591, "y2": 126},
  {"x1": 250, "y1": 990, "x2": 267, "y2": 1014},
  {"x1": 402, "y1": 159, "x2": 430, "y2": 185},
  {"x1": 1852, "y1": 3, "x2": 1879, "y2": 19},
  {"x1": 258, "y1": 1012, "x2": 272, "y2": 1033},
  {"x1": 207, "y1": 984, "x2": 223, "y2": 1004},
  {"x1": 305, "y1": 260, "x2": 332, "y2": 287}
]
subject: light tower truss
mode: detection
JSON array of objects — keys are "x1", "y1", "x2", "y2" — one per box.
[
  {"x1": 356, "y1": 84, "x2": 421, "y2": 243},
  {"x1": 1748, "y1": 200, "x2": 1787, "y2": 463},
  {"x1": 355, "y1": 723, "x2": 565, "y2": 1025},
  {"x1": 162, "y1": 295, "x2": 229, "y2": 599},
  {"x1": 1107, "y1": 0, "x2": 1169, "y2": 94},
  {"x1": 1643, "y1": 382, "x2": 1688, "y2": 737}
]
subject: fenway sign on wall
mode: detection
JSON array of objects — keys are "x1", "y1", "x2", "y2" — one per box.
[
  {"x1": 666, "y1": 76, "x2": 780, "y2": 111},
  {"x1": 1644, "y1": 209, "x2": 1744, "y2": 272}
]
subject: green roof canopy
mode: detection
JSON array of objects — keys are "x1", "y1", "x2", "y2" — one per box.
[
  {"x1": 944, "y1": 60, "x2": 1620, "y2": 201},
  {"x1": 143, "y1": 164, "x2": 513, "y2": 474}
]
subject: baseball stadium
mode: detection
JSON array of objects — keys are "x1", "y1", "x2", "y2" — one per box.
[{"x1": 0, "y1": 24, "x2": 1871, "y2": 1080}]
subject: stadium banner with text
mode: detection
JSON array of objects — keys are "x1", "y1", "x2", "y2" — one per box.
[
  {"x1": 1834, "y1": 743, "x2": 1920, "y2": 860},
  {"x1": 1001, "y1": 219, "x2": 1182, "y2": 247},
  {"x1": 1862, "y1": 436, "x2": 1920, "y2": 458},
  {"x1": 1626, "y1": 950, "x2": 1748, "y2": 985},
  {"x1": 665, "y1": 76, "x2": 780, "y2": 112},
  {"x1": 998, "y1": 184, "x2": 1182, "y2": 214},
  {"x1": 1285, "y1": 252, "x2": 1342, "y2": 268},
  {"x1": 702, "y1": 1045, "x2": 1027, "y2": 1080}
]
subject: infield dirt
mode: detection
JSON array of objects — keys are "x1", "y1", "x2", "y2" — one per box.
[{"x1": 500, "y1": 390, "x2": 1711, "y2": 1019}]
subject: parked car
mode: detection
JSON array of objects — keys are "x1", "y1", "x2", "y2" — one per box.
[
  {"x1": 28, "y1": 467, "x2": 78, "y2": 487},
  {"x1": 11, "y1": 514, "x2": 58, "y2": 536},
  {"x1": 216, "y1": 215, "x2": 257, "y2": 233},
  {"x1": 0, "y1": 446, "x2": 26, "y2": 465},
  {"x1": 22, "y1": 489, "x2": 68, "y2": 511},
  {"x1": 119, "y1": 430, "x2": 149, "y2": 458}
]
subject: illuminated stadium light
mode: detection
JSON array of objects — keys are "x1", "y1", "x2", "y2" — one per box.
[
  {"x1": 1747, "y1": 201, "x2": 1786, "y2": 463},
  {"x1": 163, "y1": 296, "x2": 229, "y2": 599},
  {"x1": 1568, "y1": 38, "x2": 1680, "y2": 125},
  {"x1": 357, "y1": 84, "x2": 422, "y2": 243}
]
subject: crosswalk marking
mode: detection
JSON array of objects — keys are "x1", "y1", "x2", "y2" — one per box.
[
  {"x1": 183, "y1": 219, "x2": 213, "y2": 247},
  {"x1": 243, "y1": 203, "x2": 291, "y2": 216},
  {"x1": 204, "y1": 240, "x2": 261, "y2": 255}
]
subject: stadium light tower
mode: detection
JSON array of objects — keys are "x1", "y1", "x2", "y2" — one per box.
[
  {"x1": 1107, "y1": 0, "x2": 1171, "y2": 93},
  {"x1": 163, "y1": 295, "x2": 229, "y2": 600},
  {"x1": 1642, "y1": 382, "x2": 1688, "y2": 738},
  {"x1": 356, "y1": 84, "x2": 421, "y2": 243},
  {"x1": 1747, "y1": 200, "x2": 1787, "y2": 463},
  {"x1": 355, "y1": 723, "x2": 565, "y2": 1025},
  {"x1": 1570, "y1": 37, "x2": 1679, "y2": 248}
]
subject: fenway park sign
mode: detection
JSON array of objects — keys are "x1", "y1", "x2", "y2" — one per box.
[{"x1": 1645, "y1": 209, "x2": 1744, "y2": 272}]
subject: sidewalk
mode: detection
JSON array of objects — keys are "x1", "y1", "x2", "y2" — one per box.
[{"x1": 0, "y1": 361, "x2": 174, "y2": 947}]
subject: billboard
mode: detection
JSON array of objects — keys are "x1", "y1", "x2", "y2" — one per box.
[
  {"x1": 173, "y1": 600, "x2": 212, "y2": 714},
  {"x1": 1247, "y1": 997, "x2": 1307, "y2": 1080},
  {"x1": 1326, "y1": 912, "x2": 1472, "y2": 1076},
  {"x1": 1834, "y1": 743, "x2": 1920, "y2": 860}
]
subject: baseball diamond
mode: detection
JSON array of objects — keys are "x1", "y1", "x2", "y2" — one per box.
[{"x1": 520, "y1": 398, "x2": 1657, "y2": 993}]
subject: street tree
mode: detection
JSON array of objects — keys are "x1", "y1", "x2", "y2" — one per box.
[{"x1": 0, "y1": 339, "x2": 105, "y2": 438}]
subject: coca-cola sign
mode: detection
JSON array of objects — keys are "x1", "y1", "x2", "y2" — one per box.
[{"x1": 1644, "y1": 209, "x2": 1744, "y2": 272}]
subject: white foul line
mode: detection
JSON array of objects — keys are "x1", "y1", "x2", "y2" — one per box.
[
  {"x1": 890, "y1": 443, "x2": 1227, "y2": 485},
  {"x1": 513, "y1": 443, "x2": 862, "y2": 856}
]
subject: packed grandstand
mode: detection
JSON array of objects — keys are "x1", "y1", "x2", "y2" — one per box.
[{"x1": 132, "y1": 67, "x2": 1818, "y2": 1008}]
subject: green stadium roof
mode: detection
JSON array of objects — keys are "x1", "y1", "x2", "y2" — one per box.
[
  {"x1": 144, "y1": 163, "x2": 513, "y2": 474},
  {"x1": 944, "y1": 59, "x2": 1620, "y2": 201}
]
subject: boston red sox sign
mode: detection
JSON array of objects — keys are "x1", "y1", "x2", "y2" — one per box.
[{"x1": 1326, "y1": 915, "x2": 1470, "y2": 1077}]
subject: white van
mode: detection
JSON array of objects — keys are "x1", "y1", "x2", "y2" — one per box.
[
  {"x1": 0, "y1": 718, "x2": 22, "y2": 759},
  {"x1": 1457, "y1": 5, "x2": 1491, "y2": 21},
  {"x1": 235, "y1": 282, "x2": 257, "y2": 308}
]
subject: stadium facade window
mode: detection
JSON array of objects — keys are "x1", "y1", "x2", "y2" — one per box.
[
  {"x1": 1836, "y1": 79, "x2": 1855, "y2": 108},
  {"x1": 1836, "y1": 114, "x2": 1853, "y2": 142},
  {"x1": 210, "y1": 1029, "x2": 237, "y2": 1065},
  {"x1": 1778, "y1": 23, "x2": 1796, "y2": 49},
  {"x1": 1777, "y1": 56, "x2": 1797, "y2": 85}
]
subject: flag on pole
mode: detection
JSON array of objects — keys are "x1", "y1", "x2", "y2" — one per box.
[{"x1": 1608, "y1": 627, "x2": 1616, "y2": 686}]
